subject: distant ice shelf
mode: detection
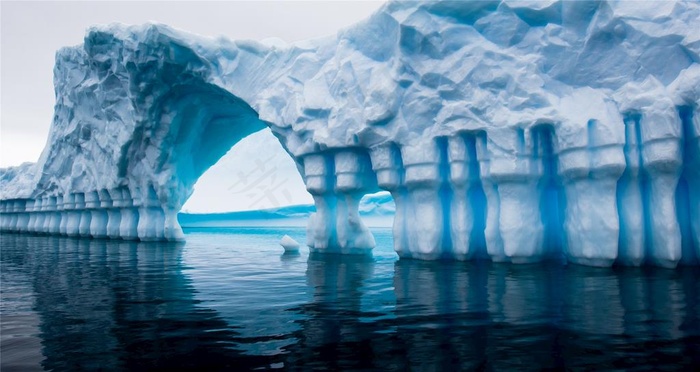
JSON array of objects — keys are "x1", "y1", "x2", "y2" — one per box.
[
  {"x1": 1, "y1": 0, "x2": 699, "y2": 268},
  {"x1": 177, "y1": 191, "x2": 395, "y2": 228}
]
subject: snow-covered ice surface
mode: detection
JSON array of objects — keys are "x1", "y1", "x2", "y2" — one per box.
[{"x1": 1, "y1": 0, "x2": 699, "y2": 267}]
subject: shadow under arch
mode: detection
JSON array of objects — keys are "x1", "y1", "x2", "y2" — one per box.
[
  {"x1": 115, "y1": 79, "x2": 304, "y2": 242},
  {"x1": 129, "y1": 81, "x2": 270, "y2": 212}
]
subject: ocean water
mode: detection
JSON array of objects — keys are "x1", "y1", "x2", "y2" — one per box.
[{"x1": 1, "y1": 228, "x2": 698, "y2": 371}]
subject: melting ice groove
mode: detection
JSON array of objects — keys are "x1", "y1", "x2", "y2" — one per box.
[{"x1": 1, "y1": 0, "x2": 699, "y2": 268}]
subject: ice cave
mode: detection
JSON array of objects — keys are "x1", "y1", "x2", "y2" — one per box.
[{"x1": 1, "y1": 0, "x2": 699, "y2": 268}]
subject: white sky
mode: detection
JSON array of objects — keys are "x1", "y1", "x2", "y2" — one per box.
[{"x1": 0, "y1": 0, "x2": 383, "y2": 212}]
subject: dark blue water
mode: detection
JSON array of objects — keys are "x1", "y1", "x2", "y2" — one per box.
[{"x1": 1, "y1": 228, "x2": 699, "y2": 371}]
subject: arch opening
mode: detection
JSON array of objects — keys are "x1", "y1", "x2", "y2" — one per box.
[
  {"x1": 123, "y1": 82, "x2": 272, "y2": 241},
  {"x1": 181, "y1": 128, "x2": 312, "y2": 216},
  {"x1": 147, "y1": 83, "x2": 269, "y2": 210}
]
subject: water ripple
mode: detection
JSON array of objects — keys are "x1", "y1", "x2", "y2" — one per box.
[{"x1": 1, "y1": 229, "x2": 699, "y2": 370}]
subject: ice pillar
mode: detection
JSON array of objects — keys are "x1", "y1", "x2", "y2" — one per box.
[
  {"x1": 39, "y1": 199, "x2": 50, "y2": 234},
  {"x1": 118, "y1": 188, "x2": 139, "y2": 240},
  {"x1": 16, "y1": 200, "x2": 29, "y2": 233},
  {"x1": 641, "y1": 129, "x2": 683, "y2": 268},
  {"x1": 136, "y1": 186, "x2": 165, "y2": 241},
  {"x1": 106, "y1": 188, "x2": 122, "y2": 239},
  {"x1": 0, "y1": 201, "x2": 8, "y2": 231},
  {"x1": 686, "y1": 106, "x2": 700, "y2": 261},
  {"x1": 617, "y1": 115, "x2": 646, "y2": 265},
  {"x1": 400, "y1": 141, "x2": 447, "y2": 260},
  {"x1": 480, "y1": 129, "x2": 545, "y2": 263},
  {"x1": 370, "y1": 144, "x2": 408, "y2": 257},
  {"x1": 30, "y1": 199, "x2": 41, "y2": 233},
  {"x1": 58, "y1": 195, "x2": 68, "y2": 235},
  {"x1": 333, "y1": 150, "x2": 376, "y2": 254},
  {"x1": 447, "y1": 134, "x2": 487, "y2": 261},
  {"x1": 559, "y1": 120, "x2": 625, "y2": 267},
  {"x1": 26, "y1": 200, "x2": 37, "y2": 233},
  {"x1": 86, "y1": 191, "x2": 107, "y2": 238},
  {"x1": 47, "y1": 196, "x2": 61, "y2": 234},
  {"x1": 163, "y1": 207, "x2": 185, "y2": 241},
  {"x1": 304, "y1": 154, "x2": 338, "y2": 252},
  {"x1": 76, "y1": 193, "x2": 92, "y2": 238},
  {"x1": 64, "y1": 194, "x2": 81, "y2": 237}
]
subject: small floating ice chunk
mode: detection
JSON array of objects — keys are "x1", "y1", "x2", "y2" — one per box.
[{"x1": 280, "y1": 235, "x2": 300, "y2": 252}]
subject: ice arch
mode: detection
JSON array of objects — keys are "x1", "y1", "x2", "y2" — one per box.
[
  {"x1": 0, "y1": 79, "x2": 272, "y2": 241},
  {"x1": 125, "y1": 82, "x2": 268, "y2": 240},
  {"x1": 0, "y1": 23, "x2": 382, "y2": 255}
]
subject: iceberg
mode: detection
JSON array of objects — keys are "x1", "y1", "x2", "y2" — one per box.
[
  {"x1": 280, "y1": 235, "x2": 301, "y2": 252},
  {"x1": 1, "y1": 0, "x2": 699, "y2": 267}
]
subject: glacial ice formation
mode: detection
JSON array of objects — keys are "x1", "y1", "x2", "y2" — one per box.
[
  {"x1": 280, "y1": 235, "x2": 301, "y2": 252},
  {"x1": 1, "y1": 0, "x2": 699, "y2": 267}
]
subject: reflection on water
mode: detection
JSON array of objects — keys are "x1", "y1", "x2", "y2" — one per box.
[
  {"x1": 0, "y1": 234, "x2": 266, "y2": 370},
  {"x1": 1, "y1": 231, "x2": 699, "y2": 370},
  {"x1": 392, "y1": 261, "x2": 700, "y2": 370}
]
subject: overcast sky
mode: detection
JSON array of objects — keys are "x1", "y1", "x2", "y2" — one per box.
[{"x1": 0, "y1": 1, "x2": 383, "y2": 211}]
